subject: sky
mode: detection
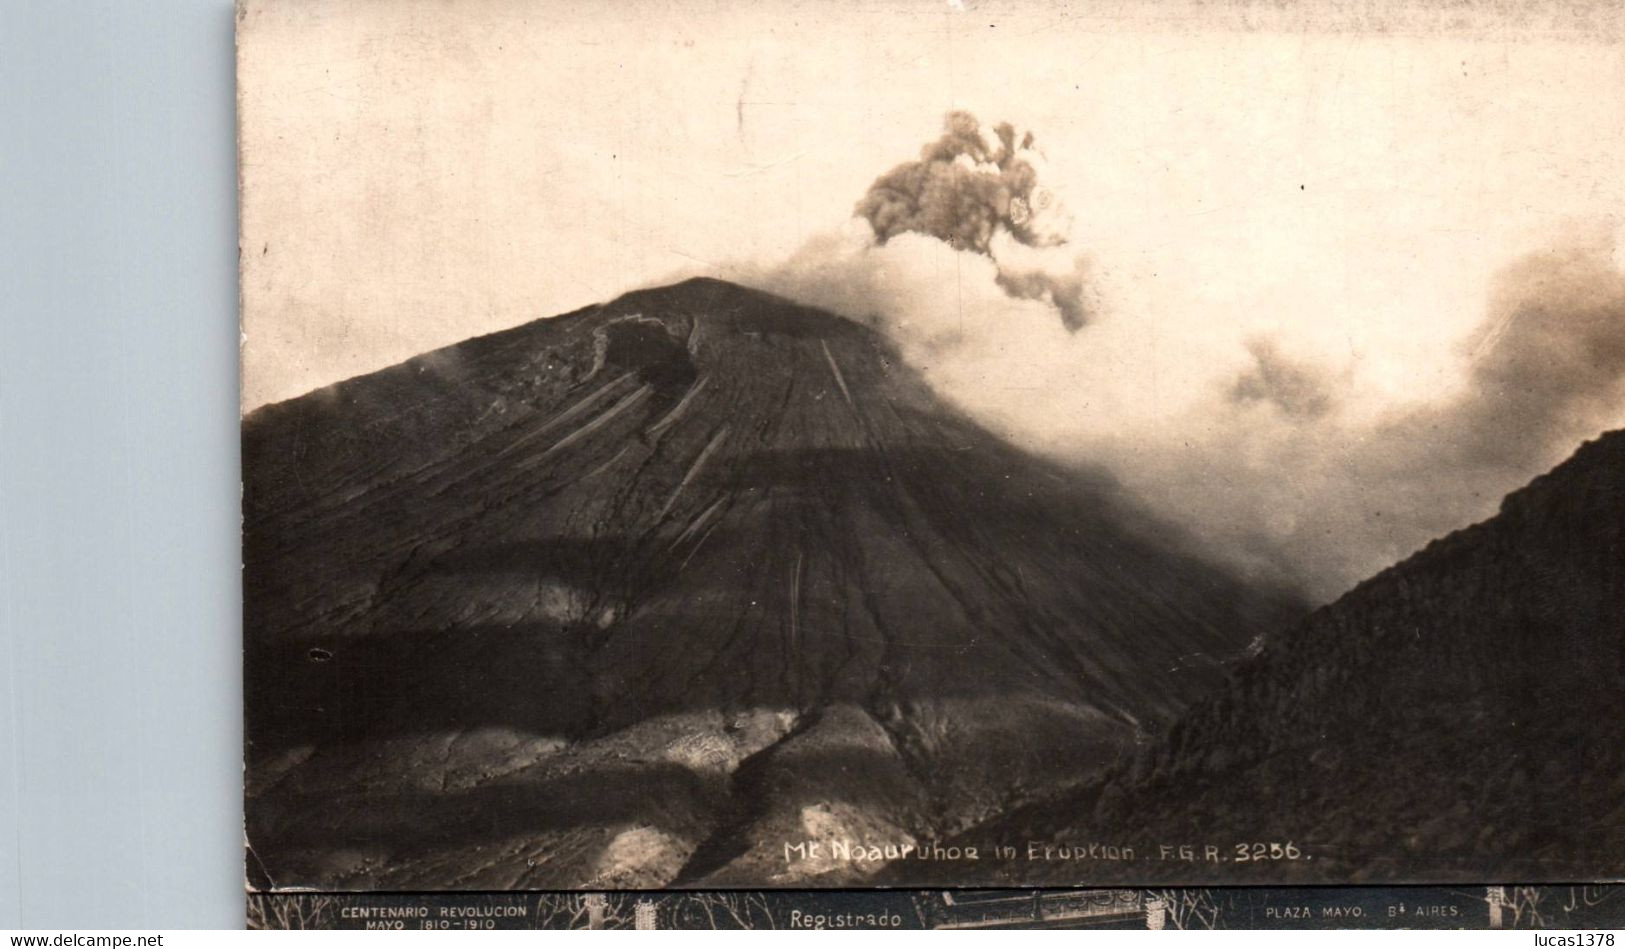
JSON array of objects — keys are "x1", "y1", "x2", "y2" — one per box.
[
  {"x1": 239, "y1": 0, "x2": 1625, "y2": 408},
  {"x1": 238, "y1": 0, "x2": 1625, "y2": 597}
]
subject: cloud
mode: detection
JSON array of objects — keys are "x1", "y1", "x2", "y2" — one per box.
[
  {"x1": 728, "y1": 114, "x2": 1625, "y2": 604},
  {"x1": 994, "y1": 266, "x2": 1091, "y2": 333},
  {"x1": 853, "y1": 111, "x2": 1092, "y2": 330},
  {"x1": 856, "y1": 111, "x2": 1049, "y2": 253},
  {"x1": 1228, "y1": 338, "x2": 1341, "y2": 420},
  {"x1": 1114, "y1": 234, "x2": 1625, "y2": 598},
  {"x1": 1448, "y1": 240, "x2": 1625, "y2": 469}
]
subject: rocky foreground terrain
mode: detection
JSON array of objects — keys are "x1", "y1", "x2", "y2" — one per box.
[
  {"x1": 918, "y1": 429, "x2": 1625, "y2": 885},
  {"x1": 244, "y1": 278, "x2": 1303, "y2": 890}
]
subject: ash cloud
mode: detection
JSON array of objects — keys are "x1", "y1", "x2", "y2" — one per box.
[
  {"x1": 752, "y1": 225, "x2": 1625, "y2": 602},
  {"x1": 856, "y1": 111, "x2": 1045, "y2": 254},
  {"x1": 994, "y1": 267, "x2": 1091, "y2": 333},
  {"x1": 731, "y1": 113, "x2": 1625, "y2": 604},
  {"x1": 1445, "y1": 243, "x2": 1625, "y2": 468},
  {"x1": 854, "y1": 111, "x2": 1092, "y2": 330},
  {"x1": 1127, "y1": 236, "x2": 1625, "y2": 598},
  {"x1": 1228, "y1": 338, "x2": 1341, "y2": 420}
]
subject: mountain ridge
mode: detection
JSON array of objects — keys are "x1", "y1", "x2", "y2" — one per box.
[{"x1": 915, "y1": 428, "x2": 1625, "y2": 884}]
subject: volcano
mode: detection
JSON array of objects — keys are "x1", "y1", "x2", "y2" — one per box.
[{"x1": 243, "y1": 277, "x2": 1304, "y2": 890}]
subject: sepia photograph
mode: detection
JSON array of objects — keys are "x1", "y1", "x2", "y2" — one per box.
[{"x1": 238, "y1": 0, "x2": 1625, "y2": 898}]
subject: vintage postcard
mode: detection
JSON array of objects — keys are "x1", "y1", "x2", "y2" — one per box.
[{"x1": 239, "y1": 0, "x2": 1625, "y2": 912}]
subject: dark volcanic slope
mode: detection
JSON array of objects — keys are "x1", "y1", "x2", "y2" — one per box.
[
  {"x1": 944, "y1": 430, "x2": 1625, "y2": 886},
  {"x1": 244, "y1": 277, "x2": 1300, "y2": 890}
]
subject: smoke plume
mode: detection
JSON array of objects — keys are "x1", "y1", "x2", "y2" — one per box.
[
  {"x1": 854, "y1": 111, "x2": 1092, "y2": 330},
  {"x1": 728, "y1": 113, "x2": 1625, "y2": 602},
  {"x1": 993, "y1": 267, "x2": 1091, "y2": 335}
]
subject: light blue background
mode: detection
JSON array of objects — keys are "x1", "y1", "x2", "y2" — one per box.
[{"x1": 1, "y1": 1, "x2": 243, "y2": 929}]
